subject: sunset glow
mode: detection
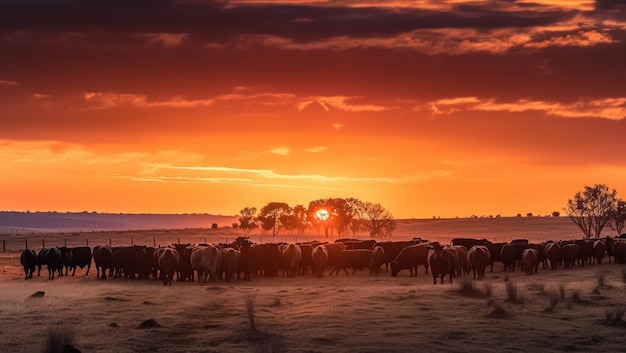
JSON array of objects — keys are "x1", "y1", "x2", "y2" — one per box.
[{"x1": 1, "y1": 0, "x2": 625, "y2": 218}]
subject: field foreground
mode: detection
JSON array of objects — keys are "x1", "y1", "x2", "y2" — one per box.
[{"x1": 1, "y1": 251, "x2": 626, "y2": 353}]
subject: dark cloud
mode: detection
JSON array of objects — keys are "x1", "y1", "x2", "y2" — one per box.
[
  {"x1": 595, "y1": 0, "x2": 626, "y2": 10},
  {"x1": 0, "y1": 0, "x2": 576, "y2": 42}
]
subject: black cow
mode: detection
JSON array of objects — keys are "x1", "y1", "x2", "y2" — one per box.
[
  {"x1": 93, "y1": 245, "x2": 113, "y2": 279},
  {"x1": 501, "y1": 243, "x2": 527, "y2": 271},
  {"x1": 450, "y1": 238, "x2": 491, "y2": 250},
  {"x1": 69, "y1": 246, "x2": 92, "y2": 276},
  {"x1": 20, "y1": 249, "x2": 38, "y2": 279},
  {"x1": 38, "y1": 247, "x2": 63, "y2": 279},
  {"x1": 59, "y1": 247, "x2": 74, "y2": 276},
  {"x1": 112, "y1": 246, "x2": 148, "y2": 279},
  {"x1": 172, "y1": 243, "x2": 194, "y2": 282}
]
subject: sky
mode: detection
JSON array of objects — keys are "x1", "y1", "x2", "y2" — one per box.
[{"x1": 1, "y1": 0, "x2": 625, "y2": 219}]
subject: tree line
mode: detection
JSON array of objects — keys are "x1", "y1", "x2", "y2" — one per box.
[
  {"x1": 236, "y1": 198, "x2": 396, "y2": 240},
  {"x1": 564, "y1": 184, "x2": 626, "y2": 238}
]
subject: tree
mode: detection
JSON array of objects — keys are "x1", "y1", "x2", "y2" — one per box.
[
  {"x1": 551, "y1": 211, "x2": 560, "y2": 217},
  {"x1": 285, "y1": 204, "x2": 308, "y2": 236},
  {"x1": 362, "y1": 202, "x2": 397, "y2": 239},
  {"x1": 238, "y1": 207, "x2": 258, "y2": 236},
  {"x1": 346, "y1": 198, "x2": 366, "y2": 236},
  {"x1": 564, "y1": 184, "x2": 618, "y2": 239},
  {"x1": 611, "y1": 199, "x2": 626, "y2": 235},
  {"x1": 258, "y1": 202, "x2": 293, "y2": 238}
]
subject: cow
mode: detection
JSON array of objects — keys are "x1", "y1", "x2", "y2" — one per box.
[
  {"x1": 485, "y1": 242, "x2": 505, "y2": 272},
  {"x1": 371, "y1": 245, "x2": 385, "y2": 275},
  {"x1": 329, "y1": 249, "x2": 374, "y2": 275},
  {"x1": 323, "y1": 242, "x2": 346, "y2": 268},
  {"x1": 427, "y1": 244, "x2": 458, "y2": 284},
  {"x1": 521, "y1": 248, "x2": 539, "y2": 275},
  {"x1": 281, "y1": 244, "x2": 302, "y2": 277},
  {"x1": 605, "y1": 237, "x2": 616, "y2": 263},
  {"x1": 561, "y1": 243, "x2": 579, "y2": 268},
  {"x1": 68, "y1": 246, "x2": 92, "y2": 276},
  {"x1": 528, "y1": 243, "x2": 547, "y2": 269},
  {"x1": 249, "y1": 243, "x2": 283, "y2": 277},
  {"x1": 111, "y1": 246, "x2": 148, "y2": 279},
  {"x1": 376, "y1": 240, "x2": 420, "y2": 272},
  {"x1": 575, "y1": 239, "x2": 594, "y2": 266},
  {"x1": 545, "y1": 242, "x2": 562, "y2": 270},
  {"x1": 311, "y1": 245, "x2": 329, "y2": 277},
  {"x1": 190, "y1": 245, "x2": 222, "y2": 284},
  {"x1": 93, "y1": 245, "x2": 113, "y2": 279},
  {"x1": 221, "y1": 247, "x2": 240, "y2": 282},
  {"x1": 37, "y1": 247, "x2": 63, "y2": 280},
  {"x1": 59, "y1": 247, "x2": 74, "y2": 276},
  {"x1": 453, "y1": 245, "x2": 471, "y2": 276},
  {"x1": 450, "y1": 238, "x2": 491, "y2": 251},
  {"x1": 467, "y1": 245, "x2": 491, "y2": 279},
  {"x1": 20, "y1": 249, "x2": 38, "y2": 279},
  {"x1": 335, "y1": 239, "x2": 376, "y2": 250},
  {"x1": 172, "y1": 243, "x2": 194, "y2": 282},
  {"x1": 614, "y1": 241, "x2": 626, "y2": 263},
  {"x1": 389, "y1": 244, "x2": 429, "y2": 277},
  {"x1": 158, "y1": 247, "x2": 180, "y2": 286},
  {"x1": 236, "y1": 238, "x2": 253, "y2": 281},
  {"x1": 500, "y1": 243, "x2": 527, "y2": 272},
  {"x1": 298, "y1": 243, "x2": 314, "y2": 275},
  {"x1": 592, "y1": 240, "x2": 607, "y2": 264}
]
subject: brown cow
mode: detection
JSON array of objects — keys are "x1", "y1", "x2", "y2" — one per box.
[
  {"x1": 561, "y1": 243, "x2": 579, "y2": 269},
  {"x1": 453, "y1": 245, "x2": 471, "y2": 276},
  {"x1": 427, "y1": 244, "x2": 458, "y2": 284},
  {"x1": 221, "y1": 247, "x2": 240, "y2": 282},
  {"x1": 389, "y1": 244, "x2": 429, "y2": 277},
  {"x1": 592, "y1": 240, "x2": 607, "y2": 264},
  {"x1": 158, "y1": 247, "x2": 180, "y2": 286},
  {"x1": 521, "y1": 248, "x2": 539, "y2": 275},
  {"x1": 329, "y1": 249, "x2": 373, "y2": 275},
  {"x1": 281, "y1": 244, "x2": 302, "y2": 277},
  {"x1": 190, "y1": 245, "x2": 221, "y2": 284},
  {"x1": 545, "y1": 242, "x2": 562, "y2": 270},
  {"x1": 467, "y1": 245, "x2": 491, "y2": 279},
  {"x1": 311, "y1": 245, "x2": 329, "y2": 277},
  {"x1": 371, "y1": 246, "x2": 386, "y2": 275}
]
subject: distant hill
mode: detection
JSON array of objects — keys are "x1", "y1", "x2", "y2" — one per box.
[{"x1": 0, "y1": 211, "x2": 239, "y2": 233}]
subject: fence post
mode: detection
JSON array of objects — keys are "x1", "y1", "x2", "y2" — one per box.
[
  {"x1": 131, "y1": 237, "x2": 134, "y2": 246},
  {"x1": 25, "y1": 239, "x2": 28, "y2": 250},
  {"x1": 2, "y1": 240, "x2": 5, "y2": 252},
  {"x1": 153, "y1": 237, "x2": 156, "y2": 247},
  {"x1": 109, "y1": 238, "x2": 112, "y2": 246},
  {"x1": 64, "y1": 239, "x2": 67, "y2": 247},
  {"x1": 177, "y1": 237, "x2": 180, "y2": 244},
  {"x1": 204, "y1": 237, "x2": 207, "y2": 243},
  {"x1": 42, "y1": 239, "x2": 45, "y2": 248},
  {"x1": 86, "y1": 239, "x2": 89, "y2": 246}
]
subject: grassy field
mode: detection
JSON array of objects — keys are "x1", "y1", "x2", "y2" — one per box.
[{"x1": 1, "y1": 218, "x2": 625, "y2": 353}]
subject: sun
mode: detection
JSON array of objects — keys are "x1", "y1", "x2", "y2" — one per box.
[{"x1": 315, "y1": 209, "x2": 330, "y2": 221}]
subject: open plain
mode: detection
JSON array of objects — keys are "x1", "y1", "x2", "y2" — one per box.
[{"x1": 1, "y1": 217, "x2": 626, "y2": 353}]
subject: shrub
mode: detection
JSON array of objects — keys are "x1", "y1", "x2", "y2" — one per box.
[
  {"x1": 505, "y1": 282, "x2": 519, "y2": 303},
  {"x1": 546, "y1": 289, "x2": 561, "y2": 309},
  {"x1": 483, "y1": 282, "x2": 493, "y2": 297},
  {"x1": 246, "y1": 297, "x2": 257, "y2": 332},
  {"x1": 43, "y1": 326, "x2": 77, "y2": 353}
]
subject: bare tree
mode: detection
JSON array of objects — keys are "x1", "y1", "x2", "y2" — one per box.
[
  {"x1": 238, "y1": 207, "x2": 258, "y2": 236},
  {"x1": 363, "y1": 202, "x2": 396, "y2": 239},
  {"x1": 611, "y1": 199, "x2": 626, "y2": 236},
  {"x1": 564, "y1": 184, "x2": 618, "y2": 239}
]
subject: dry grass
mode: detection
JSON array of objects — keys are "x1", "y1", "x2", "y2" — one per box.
[
  {"x1": 601, "y1": 308, "x2": 626, "y2": 327},
  {"x1": 505, "y1": 281, "x2": 524, "y2": 303},
  {"x1": 42, "y1": 326, "x2": 77, "y2": 353},
  {"x1": 456, "y1": 275, "x2": 485, "y2": 297},
  {"x1": 545, "y1": 288, "x2": 561, "y2": 311},
  {"x1": 482, "y1": 282, "x2": 493, "y2": 297}
]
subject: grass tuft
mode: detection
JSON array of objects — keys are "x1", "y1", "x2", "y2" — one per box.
[
  {"x1": 595, "y1": 271, "x2": 607, "y2": 287},
  {"x1": 601, "y1": 308, "x2": 626, "y2": 327},
  {"x1": 545, "y1": 289, "x2": 561, "y2": 309},
  {"x1": 42, "y1": 326, "x2": 77, "y2": 353},
  {"x1": 456, "y1": 275, "x2": 484, "y2": 297},
  {"x1": 505, "y1": 281, "x2": 518, "y2": 303},
  {"x1": 558, "y1": 282, "x2": 566, "y2": 300},
  {"x1": 246, "y1": 296, "x2": 257, "y2": 332},
  {"x1": 483, "y1": 282, "x2": 493, "y2": 297},
  {"x1": 486, "y1": 300, "x2": 510, "y2": 319}
]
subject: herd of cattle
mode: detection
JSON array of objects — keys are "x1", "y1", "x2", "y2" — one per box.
[{"x1": 17, "y1": 236, "x2": 626, "y2": 285}]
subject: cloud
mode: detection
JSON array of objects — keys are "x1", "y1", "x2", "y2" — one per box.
[
  {"x1": 270, "y1": 147, "x2": 290, "y2": 156},
  {"x1": 429, "y1": 96, "x2": 626, "y2": 120},
  {"x1": 304, "y1": 146, "x2": 327, "y2": 153},
  {"x1": 0, "y1": 80, "x2": 18, "y2": 86}
]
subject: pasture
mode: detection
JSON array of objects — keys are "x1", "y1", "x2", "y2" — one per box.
[{"x1": 1, "y1": 218, "x2": 626, "y2": 352}]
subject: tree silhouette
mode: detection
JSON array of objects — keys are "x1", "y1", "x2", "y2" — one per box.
[
  {"x1": 238, "y1": 207, "x2": 258, "y2": 236},
  {"x1": 564, "y1": 184, "x2": 618, "y2": 238},
  {"x1": 611, "y1": 199, "x2": 626, "y2": 235},
  {"x1": 362, "y1": 202, "x2": 396, "y2": 239},
  {"x1": 258, "y1": 202, "x2": 292, "y2": 238}
]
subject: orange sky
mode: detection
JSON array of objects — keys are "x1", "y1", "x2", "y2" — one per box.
[{"x1": 1, "y1": 0, "x2": 625, "y2": 219}]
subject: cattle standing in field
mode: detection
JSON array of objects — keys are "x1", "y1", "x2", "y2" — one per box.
[
  {"x1": 545, "y1": 242, "x2": 562, "y2": 270},
  {"x1": 592, "y1": 240, "x2": 607, "y2": 264},
  {"x1": 37, "y1": 247, "x2": 63, "y2": 279},
  {"x1": 236, "y1": 238, "x2": 253, "y2": 281},
  {"x1": 298, "y1": 243, "x2": 313, "y2": 275},
  {"x1": 172, "y1": 243, "x2": 194, "y2": 282},
  {"x1": 329, "y1": 249, "x2": 374, "y2": 275},
  {"x1": 485, "y1": 242, "x2": 505, "y2": 272},
  {"x1": 93, "y1": 245, "x2": 113, "y2": 279},
  {"x1": 452, "y1": 245, "x2": 471, "y2": 276},
  {"x1": 111, "y1": 246, "x2": 149, "y2": 279},
  {"x1": 389, "y1": 244, "x2": 429, "y2": 277},
  {"x1": 371, "y1": 245, "x2": 385, "y2": 275},
  {"x1": 377, "y1": 240, "x2": 420, "y2": 272},
  {"x1": 158, "y1": 247, "x2": 180, "y2": 286},
  {"x1": 59, "y1": 247, "x2": 73, "y2": 276},
  {"x1": 605, "y1": 237, "x2": 616, "y2": 263},
  {"x1": 614, "y1": 241, "x2": 626, "y2": 263},
  {"x1": 68, "y1": 246, "x2": 92, "y2": 276},
  {"x1": 467, "y1": 245, "x2": 491, "y2": 279},
  {"x1": 451, "y1": 238, "x2": 491, "y2": 251},
  {"x1": 190, "y1": 245, "x2": 222, "y2": 284},
  {"x1": 521, "y1": 248, "x2": 539, "y2": 275},
  {"x1": 221, "y1": 247, "x2": 240, "y2": 282},
  {"x1": 528, "y1": 243, "x2": 547, "y2": 269},
  {"x1": 323, "y1": 242, "x2": 346, "y2": 268},
  {"x1": 311, "y1": 245, "x2": 329, "y2": 277},
  {"x1": 281, "y1": 244, "x2": 302, "y2": 277},
  {"x1": 427, "y1": 244, "x2": 458, "y2": 284},
  {"x1": 20, "y1": 249, "x2": 37, "y2": 279},
  {"x1": 500, "y1": 243, "x2": 527, "y2": 272},
  {"x1": 561, "y1": 243, "x2": 579, "y2": 269},
  {"x1": 249, "y1": 243, "x2": 283, "y2": 277},
  {"x1": 575, "y1": 239, "x2": 594, "y2": 266}
]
